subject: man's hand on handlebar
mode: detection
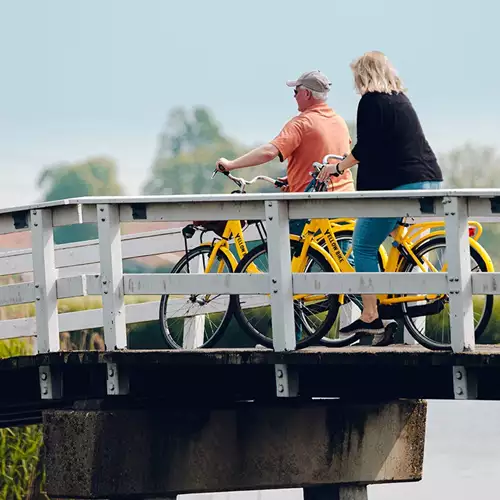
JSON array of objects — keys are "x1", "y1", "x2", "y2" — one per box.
[{"x1": 215, "y1": 158, "x2": 233, "y2": 174}]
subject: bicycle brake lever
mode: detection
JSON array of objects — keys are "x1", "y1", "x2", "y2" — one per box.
[{"x1": 212, "y1": 163, "x2": 230, "y2": 179}]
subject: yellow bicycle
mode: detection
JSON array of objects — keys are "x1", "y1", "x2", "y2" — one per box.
[
  {"x1": 229, "y1": 160, "x2": 494, "y2": 351},
  {"x1": 158, "y1": 169, "x2": 359, "y2": 349}
]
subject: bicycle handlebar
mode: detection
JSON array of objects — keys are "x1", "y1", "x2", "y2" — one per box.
[
  {"x1": 212, "y1": 165, "x2": 287, "y2": 192},
  {"x1": 212, "y1": 152, "x2": 347, "y2": 193}
]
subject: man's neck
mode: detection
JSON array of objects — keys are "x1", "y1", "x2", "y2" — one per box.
[{"x1": 302, "y1": 100, "x2": 327, "y2": 112}]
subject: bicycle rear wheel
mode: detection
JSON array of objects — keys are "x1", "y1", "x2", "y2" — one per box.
[
  {"x1": 229, "y1": 240, "x2": 339, "y2": 348},
  {"x1": 159, "y1": 245, "x2": 233, "y2": 349},
  {"x1": 400, "y1": 236, "x2": 493, "y2": 351}
]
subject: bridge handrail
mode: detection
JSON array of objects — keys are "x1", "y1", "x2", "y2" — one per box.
[{"x1": 0, "y1": 189, "x2": 499, "y2": 361}]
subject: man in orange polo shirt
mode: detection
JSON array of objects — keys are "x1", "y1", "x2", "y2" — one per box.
[{"x1": 215, "y1": 70, "x2": 354, "y2": 196}]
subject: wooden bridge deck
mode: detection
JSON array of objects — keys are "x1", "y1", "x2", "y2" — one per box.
[{"x1": 0, "y1": 344, "x2": 499, "y2": 424}]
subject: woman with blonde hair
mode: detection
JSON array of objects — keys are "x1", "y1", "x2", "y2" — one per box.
[{"x1": 318, "y1": 50, "x2": 443, "y2": 345}]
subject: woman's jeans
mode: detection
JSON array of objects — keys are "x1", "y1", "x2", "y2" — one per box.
[{"x1": 352, "y1": 181, "x2": 442, "y2": 273}]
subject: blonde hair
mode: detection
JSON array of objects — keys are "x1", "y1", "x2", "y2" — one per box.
[{"x1": 350, "y1": 51, "x2": 406, "y2": 95}]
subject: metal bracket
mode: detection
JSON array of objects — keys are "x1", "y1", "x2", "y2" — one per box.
[
  {"x1": 131, "y1": 203, "x2": 147, "y2": 220},
  {"x1": 419, "y1": 198, "x2": 435, "y2": 214},
  {"x1": 275, "y1": 363, "x2": 299, "y2": 398},
  {"x1": 12, "y1": 210, "x2": 29, "y2": 230},
  {"x1": 39, "y1": 366, "x2": 63, "y2": 400},
  {"x1": 106, "y1": 362, "x2": 130, "y2": 396},
  {"x1": 490, "y1": 196, "x2": 500, "y2": 214},
  {"x1": 453, "y1": 366, "x2": 477, "y2": 400}
]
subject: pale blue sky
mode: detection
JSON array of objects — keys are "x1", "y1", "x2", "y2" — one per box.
[{"x1": 0, "y1": 0, "x2": 498, "y2": 207}]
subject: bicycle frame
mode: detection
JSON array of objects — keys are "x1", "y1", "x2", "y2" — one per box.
[{"x1": 288, "y1": 215, "x2": 494, "y2": 307}]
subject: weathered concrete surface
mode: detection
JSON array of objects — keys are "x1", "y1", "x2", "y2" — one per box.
[
  {"x1": 43, "y1": 399, "x2": 426, "y2": 499},
  {"x1": 304, "y1": 484, "x2": 368, "y2": 500}
]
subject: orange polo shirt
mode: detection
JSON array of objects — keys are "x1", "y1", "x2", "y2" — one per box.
[{"x1": 270, "y1": 103, "x2": 354, "y2": 192}]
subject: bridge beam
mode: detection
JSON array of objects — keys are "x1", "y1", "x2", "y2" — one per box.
[{"x1": 43, "y1": 399, "x2": 426, "y2": 499}]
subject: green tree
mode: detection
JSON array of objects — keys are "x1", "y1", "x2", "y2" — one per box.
[
  {"x1": 37, "y1": 157, "x2": 124, "y2": 244},
  {"x1": 143, "y1": 106, "x2": 285, "y2": 196},
  {"x1": 438, "y1": 143, "x2": 500, "y2": 189},
  {"x1": 438, "y1": 143, "x2": 500, "y2": 267}
]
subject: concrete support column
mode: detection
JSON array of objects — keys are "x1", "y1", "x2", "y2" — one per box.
[
  {"x1": 304, "y1": 485, "x2": 368, "y2": 500},
  {"x1": 43, "y1": 399, "x2": 426, "y2": 499}
]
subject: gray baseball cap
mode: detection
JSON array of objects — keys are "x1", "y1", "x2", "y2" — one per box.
[{"x1": 286, "y1": 70, "x2": 331, "y2": 92}]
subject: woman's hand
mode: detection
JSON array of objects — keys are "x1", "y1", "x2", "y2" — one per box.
[
  {"x1": 277, "y1": 176, "x2": 289, "y2": 192},
  {"x1": 317, "y1": 162, "x2": 343, "y2": 182}
]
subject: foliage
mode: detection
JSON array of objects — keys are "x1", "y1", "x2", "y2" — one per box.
[
  {"x1": 438, "y1": 143, "x2": 500, "y2": 189},
  {"x1": 438, "y1": 143, "x2": 500, "y2": 267},
  {"x1": 0, "y1": 339, "x2": 46, "y2": 499},
  {"x1": 37, "y1": 156, "x2": 125, "y2": 244},
  {"x1": 143, "y1": 106, "x2": 286, "y2": 196}
]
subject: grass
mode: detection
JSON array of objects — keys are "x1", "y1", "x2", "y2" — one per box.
[{"x1": 0, "y1": 339, "x2": 46, "y2": 499}]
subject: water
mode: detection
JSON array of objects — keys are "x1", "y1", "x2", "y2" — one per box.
[{"x1": 180, "y1": 400, "x2": 500, "y2": 500}]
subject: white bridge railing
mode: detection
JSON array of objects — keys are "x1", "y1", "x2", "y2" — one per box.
[{"x1": 0, "y1": 189, "x2": 499, "y2": 398}]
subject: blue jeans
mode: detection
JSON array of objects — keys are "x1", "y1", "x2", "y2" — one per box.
[{"x1": 352, "y1": 181, "x2": 442, "y2": 273}]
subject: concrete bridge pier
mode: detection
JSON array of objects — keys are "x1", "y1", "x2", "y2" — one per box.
[
  {"x1": 304, "y1": 485, "x2": 367, "y2": 500},
  {"x1": 98, "y1": 485, "x2": 368, "y2": 500},
  {"x1": 42, "y1": 398, "x2": 426, "y2": 499}
]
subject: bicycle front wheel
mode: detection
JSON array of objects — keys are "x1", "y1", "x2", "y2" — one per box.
[
  {"x1": 230, "y1": 240, "x2": 339, "y2": 348},
  {"x1": 159, "y1": 245, "x2": 234, "y2": 349},
  {"x1": 318, "y1": 230, "x2": 386, "y2": 347},
  {"x1": 400, "y1": 236, "x2": 493, "y2": 351}
]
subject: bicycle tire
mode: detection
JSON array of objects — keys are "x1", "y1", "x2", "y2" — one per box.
[
  {"x1": 400, "y1": 236, "x2": 493, "y2": 351},
  {"x1": 229, "y1": 240, "x2": 339, "y2": 348},
  {"x1": 318, "y1": 230, "x2": 386, "y2": 347},
  {"x1": 159, "y1": 245, "x2": 234, "y2": 349}
]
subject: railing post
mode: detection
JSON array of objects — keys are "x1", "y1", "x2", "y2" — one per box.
[
  {"x1": 97, "y1": 204, "x2": 127, "y2": 350},
  {"x1": 444, "y1": 196, "x2": 474, "y2": 352},
  {"x1": 265, "y1": 200, "x2": 298, "y2": 398},
  {"x1": 97, "y1": 204, "x2": 129, "y2": 396},
  {"x1": 31, "y1": 208, "x2": 62, "y2": 399},
  {"x1": 264, "y1": 200, "x2": 296, "y2": 351}
]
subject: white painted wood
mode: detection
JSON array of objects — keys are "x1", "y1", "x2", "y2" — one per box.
[
  {"x1": 288, "y1": 197, "x2": 444, "y2": 220},
  {"x1": 123, "y1": 273, "x2": 269, "y2": 295},
  {"x1": 0, "y1": 282, "x2": 35, "y2": 306},
  {"x1": 265, "y1": 200, "x2": 295, "y2": 352},
  {"x1": 292, "y1": 272, "x2": 448, "y2": 294},
  {"x1": 97, "y1": 204, "x2": 127, "y2": 350},
  {"x1": 0, "y1": 192, "x2": 495, "y2": 351},
  {"x1": 118, "y1": 201, "x2": 266, "y2": 223},
  {"x1": 31, "y1": 208, "x2": 59, "y2": 353},
  {"x1": 453, "y1": 366, "x2": 477, "y2": 400},
  {"x1": 444, "y1": 196, "x2": 475, "y2": 352},
  {"x1": 39, "y1": 366, "x2": 62, "y2": 400},
  {"x1": 0, "y1": 295, "x2": 272, "y2": 340},
  {"x1": 51, "y1": 205, "x2": 84, "y2": 227},
  {"x1": 0, "y1": 211, "x2": 30, "y2": 235},
  {"x1": 0, "y1": 225, "x2": 263, "y2": 277},
  {"x1": 106, "y1": 361, "x2": 129, "y2": 396},
  {"x1": 470, "y1": 273, "x2": 500, "y2": 294},
  {"x1": 182, "y1": 253, "x2": 206, "y2": 349}
]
